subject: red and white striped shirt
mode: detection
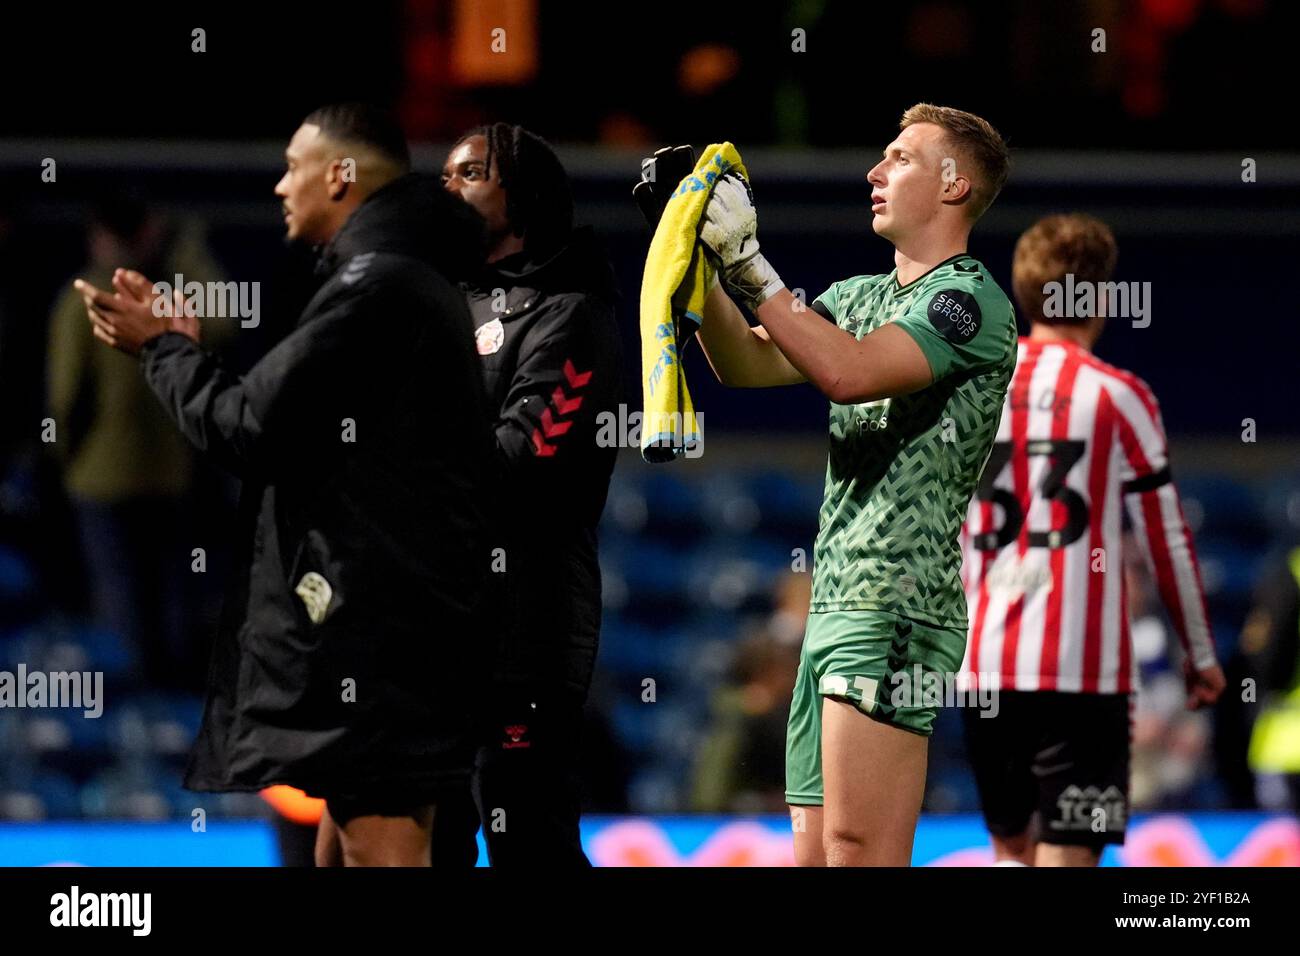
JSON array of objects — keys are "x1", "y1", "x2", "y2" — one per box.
[{"x1": 959, "y1": 339, "x2": 1217, "y2": 694}]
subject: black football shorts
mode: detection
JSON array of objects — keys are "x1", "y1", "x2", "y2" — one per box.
[{"x1": 961, "y1": 690, "x2": 1132, "y2": 848}]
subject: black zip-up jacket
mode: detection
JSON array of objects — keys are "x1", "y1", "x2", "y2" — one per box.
[
  {"x1": 140, "y1": 174, "x2": 499, "y2": 796},
  {"x1": 464, "y1": 226, "x2": 623, "y2": 698}
]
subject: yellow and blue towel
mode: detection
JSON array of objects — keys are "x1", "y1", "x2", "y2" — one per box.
[{"x1": 639, "y1": 143, "x2": 747, "y2": 463}]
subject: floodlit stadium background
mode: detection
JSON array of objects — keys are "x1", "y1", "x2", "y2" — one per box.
[{"x1": 1, "y1": 2, "x2": 1298, "y2": 865}]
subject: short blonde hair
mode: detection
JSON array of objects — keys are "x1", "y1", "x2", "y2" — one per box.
[
  {"x1": 1012, "y1": 213, "x2": 1118, "y2": 326},
  {"x1": 900, "y1": 103, "x2": 1010, "y2": 221}
]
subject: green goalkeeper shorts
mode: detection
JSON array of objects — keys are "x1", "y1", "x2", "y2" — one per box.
[{"x1": 785, "y1": 609, "x2": 968, "y2": 806}]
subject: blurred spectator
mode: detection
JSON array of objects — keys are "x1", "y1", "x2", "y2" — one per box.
[
  {"x1": 1242, "y1": 546, "x2": 1300, "y2": 815},
  {"x1": 690, "y1": 572, "x2": 807, "y2": 813},
  {"x1": 45, "y1": 195, "x2": 225, "y2": 689},
  {"x1": 769, "y1": 570, "x2": 813, "y2": 644},
  {"x1": 1127, "y1": 533, "x2": 1216, "y2": 809}
]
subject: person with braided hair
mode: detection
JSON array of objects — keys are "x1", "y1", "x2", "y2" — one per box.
[{"x1": 433, "y1": 123, "x2": 624, "y2": 866}]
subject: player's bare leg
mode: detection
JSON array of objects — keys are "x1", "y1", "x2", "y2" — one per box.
[
  {"x1": 990, "y1": 831, "x2": 1035, "y2": 865},
  {"x1": 314, "y1": 809, "x2": 344, "y2": 867},
  {"x1": 316, "y1": 805, "x2": 438, "y2": 867},
  {"x1": 821, "y1": 699, "x2": 927, "y2": 866},
  {"x1": 789, "y1": 805, "x2": 825, "y2": 866},
  {"x1": 1035, "y1": 843, "x2": 1101, "y2": 867}
]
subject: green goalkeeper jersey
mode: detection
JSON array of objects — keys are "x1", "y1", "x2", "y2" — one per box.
[{"x1": 809, "y1": 253, "x2": 1016, "y2": 628}]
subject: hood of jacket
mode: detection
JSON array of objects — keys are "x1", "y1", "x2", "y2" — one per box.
[
  {"x1": 317, "y1": 172, "x2": 488, "y2": 281},
  {"x1": 472, "y1": 226, "x2": 617, "y2": 303}
]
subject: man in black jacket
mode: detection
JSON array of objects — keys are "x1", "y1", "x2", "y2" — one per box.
[
  {"x1": 433, "y1": 123, "x2": 623, "y2": 866},
  {"x1": 77, "y1": 104, "x2": 497, "y2": 866}
]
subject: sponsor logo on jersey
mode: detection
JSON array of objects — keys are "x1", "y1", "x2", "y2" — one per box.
[
  {"x1": 985, "y1": 556, "x2": 1054, "y2": 594},
  {"x1": 475, "y1": 317, "x2": 504, "y2": 356},
  {"x1": 928, "y1": 289, "x2": 982, "y2": 344}
]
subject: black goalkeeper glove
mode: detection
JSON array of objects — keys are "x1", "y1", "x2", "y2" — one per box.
[{"x1": 633, "y1": 144, "x2": 697, "y2": 228}]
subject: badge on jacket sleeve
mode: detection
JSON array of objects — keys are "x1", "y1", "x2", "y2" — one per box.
[
  {"x1": 475, "y1": 318, "x2": 504, "y2": 356},
  {"x1": 295, "y1": 572, "x2": 333, "y2": 624}
]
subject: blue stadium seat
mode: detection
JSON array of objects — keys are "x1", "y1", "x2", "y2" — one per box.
[
  {"x1": 1176, "y1": 475, "x2": 1269, "y2": 550},
  {"x1": 136, "y1": 693, "x2": 204, "y2": 758},
  {"x1": 610, "y1": 699, "x2": 659, "y2": 753},
  {"x1": 741, "y1": 470, "x2": 824, "y2": 537},
  {"x1": 0, "y1": 627, "x2": 43, "y2": 671},
  {"x1": 597, "y1": 620, "x2": 688, "y2": 676},
  {"x1": 160, "y1": 778, "x2": 206, "y2": 819},
  {"x1": 0, "y1": 621, "x2": 137, "y2": 687},
  {"x1": 637, "y1": 471, "x2": 709, "y2": 542},
  {"x1": 23, "y1": 712, "x2": 80, "y2": 756},
  {"x1": 1195, "y1": 540, "x2": 1266, "y2": 601},
  {"x1": 81, "y1": 764, "x2": 175, "y2": 821},
  {"x1": 686, "y1": 537, "x2": 796, "y2": 612},
  {"x1": 0, "y1": 544, "x2": 37, "y2": 606},
  {"x1": 698, "y1": 474, "x2": 762, "y2": 536},
  {"x1": 650, "y1": 702, "x2": 709, "y2": 762},
  {"x1": 0, "y1": 770, "x2": 81, "y2": 820},
  {"x1": 64, "y1": 624, "x2": 138, "y2": 684},
  {"x1": 105, "y1": 702, "x2": 154, "y2": 758},
  {"x1": 25, "y1": 709, "x2": 114, "y2": 780},
  {"x1": 600, "y1": 538, "x2": 696, "y2": 621},
  {"x1": 602, "y1": 478, "x2": 651, "y2": 536},
  {"x1": 628, "y1": 768, "x2": 683, "y2": 815}
]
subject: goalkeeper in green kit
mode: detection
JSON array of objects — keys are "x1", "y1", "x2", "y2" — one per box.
[{"x1": 658, "y1": 105, "x2": 1016, "y2": 865}]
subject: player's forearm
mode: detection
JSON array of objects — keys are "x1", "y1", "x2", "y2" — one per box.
[
  {"x1": 696, "y1": 282, "x2": 795, "y2": 387},
  {"x1": 1131, "y1": 485, "x2": 1218, "y2": 668},
  {"x1": 753, "y1": 291, "x2": 935, "y2": 404},
  {"x1": 1161, "y1": 528, "x2": 1218, "y2": 670},
  {"x1": 751, "y1": 289, "x2": 850, "y2": 394}
]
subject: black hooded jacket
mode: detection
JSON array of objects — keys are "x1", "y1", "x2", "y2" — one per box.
[
  {"x1": 464, "y1": 226, "x2": 623, "y2": 698},
  {"x1": 140, "y1": 174, "x2": 499, "y2": 795}
]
